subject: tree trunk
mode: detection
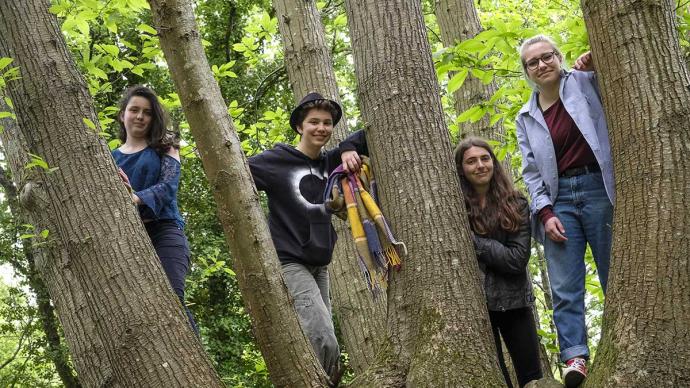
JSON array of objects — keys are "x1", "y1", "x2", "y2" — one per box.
[
  {"x1": 1, "y1": 94, "x2": 116, "y2": 388},
  {"x1": 580, "y1": 0, "x2": 690, "y2": 386},
  {"x1": 147, "y1": 0, "x2": 330, "y2": 386},
  {"x1": 0, "y1": 161, "x2": 81, "y2": 388},
  {"x1": 434, "y1": 0, "x2": 501, "y2": 140},
  {"x1": 342, "y1": 1, "x2": 505, "y2": 385},
  {"x1": 534, "y1": 243, "x2": 557, "y2": 378},
  {"x1": 0, "y1": 1, "x2": 223, "y2": 386},
  {"x1": 273, "y1": 0, "x2": 386, "y2": 374}
]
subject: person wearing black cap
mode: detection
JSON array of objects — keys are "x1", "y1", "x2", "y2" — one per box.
[{"x1": 248, "y1": 92, "x2": 367, "y2": 381}]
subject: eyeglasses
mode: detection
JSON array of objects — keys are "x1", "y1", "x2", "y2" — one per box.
[{"x1": 524, "y1": 51, "x2": 556, "y2": 71}]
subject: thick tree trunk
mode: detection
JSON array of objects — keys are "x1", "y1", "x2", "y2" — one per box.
[
  {"x1": 0, "y1": 1, "x2": 222, "y2": 386},
  {"x1": 580, "y1": 0, "x2": 690, "y2": 386},
  {"x1": 342, "y1": 1, "x2": 505, "y2": 385},
  {"x1": 147, "y1": 1, "x2": 330, "y2": 386},
  {"x1": 273, "y1": 0, "x2": 386, "y2": 374},
  {"x1": 1, "y1": 93, "x2": 116, "y2": 388},
  {"x1": 0, "y1": 163, "x2": 81, "y2": 388},
  {"x1": 434, "y1": 0, "x2": 501, "y2": 139},
  {"x1": 25, "y1": 247, "x2": 82, "y2": 388}
]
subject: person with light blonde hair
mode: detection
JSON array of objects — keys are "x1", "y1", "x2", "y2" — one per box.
[{"x1": 515, "y1": 35, "x2": 615, "y2": 387}]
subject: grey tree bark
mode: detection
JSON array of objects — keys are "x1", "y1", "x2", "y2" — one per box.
[
  {"x1": 434, "y1": 0, "x2": 502, "y2": 140},
  {"x1": 342, "y1": 0, "x2": 505, "y2": 385},
  {"x1": 0, "y1": 33, "x2": 116, "y2": 388},
  {"x1": 580, "y1": 0, "x2": 690, "y2": 386},
  {"x1": 147, "y1": 0, "x2": 330, "y2": 386},
  {"x1": 0, "y1": 1, "x2": 223, "y2": 386},
  {"x1": 273, "y1": 0, "x2": 386, "y2": 374},
  {"x1": 0, "y1": 128, "x2": 81, "y2": 388}
]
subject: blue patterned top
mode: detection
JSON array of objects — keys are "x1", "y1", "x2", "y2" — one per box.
[{"x1": 112, "y1": 147, "x2": 185, "y2": 229}]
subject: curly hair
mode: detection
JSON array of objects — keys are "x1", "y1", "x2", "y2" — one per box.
[
  {"x1": 454, "y1": 137, "x2": 524, "y2": 235},
  {"x1": 117, "y1": 85, "x2": 178, "y2": 154}
]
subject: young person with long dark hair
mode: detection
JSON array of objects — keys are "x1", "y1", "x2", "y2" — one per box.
[
  {"x1": 112, "y1": 85, "x2": 198, "y2": 334},
  {"x1": 455, "y1": 137, "x2": 542, "y2": 388},
  {"x1": 516, "y1": 35, "x2": 615, "y2": 387}
]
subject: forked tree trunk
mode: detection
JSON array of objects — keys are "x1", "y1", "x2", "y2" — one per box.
[
  {"x1": 273, "y1": 0, "x2": 386, "y2": 373},
  {"x1": 434, "y1": 0, "x2": 501, "y2": 139},
  {"x1": 147, "y1": 0, "x2": 330, "y2": 386},
  {"x1": 342, "y1": 0, "x2": 505, "y2": 385},
  {"x1": 0, "y1": 1, "x2": 222, "y2": 386},
  {"x1": 581, "y1": 0, "x2": 690, "y2": 386}
]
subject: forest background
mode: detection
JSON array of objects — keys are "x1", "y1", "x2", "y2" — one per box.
[{"x1": 0, "y1": 0, "x2": 689, "y2": 386}]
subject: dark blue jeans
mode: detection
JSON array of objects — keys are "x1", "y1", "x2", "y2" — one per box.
[
  {"x1": 145, "y1": 220, "x2": 199, "y2": 335},
  {"x1": 543, "y1": 171, "x2": 613, "y2": 362}
]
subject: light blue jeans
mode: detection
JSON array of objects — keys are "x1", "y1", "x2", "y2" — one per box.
[
  {"x1": 281, "y1": 262, "x2": 339, "y2": 378},
  {"x1": 543, "y1": 171, "x2": 613, "y2": 362}
]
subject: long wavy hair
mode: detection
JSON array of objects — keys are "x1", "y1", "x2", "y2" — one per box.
[
  {"x1": 454, "y1": 137, "x2": 524, "y2": 235},
  {"x1": 117, "y1": 85, "x2": 177, "y2": 154}
]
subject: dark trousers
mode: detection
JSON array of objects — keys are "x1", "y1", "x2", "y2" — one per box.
[
  {"x1": 145, "y1": 220, "x2": 199, "y2": 335},
  {"x1": 489, "y1": 307, "x2": 543, "y2": 388}
]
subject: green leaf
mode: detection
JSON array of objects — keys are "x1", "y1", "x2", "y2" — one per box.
[
  {"x1": 0, "y1": 57, "x2": 13, "y2": 71},
  {"x1": 469, "y1": 106, "x2": 486, "y2": 123},
  {"x1": 0, "y1": 111, "x2": 15, "y2": 119},
  {"x1": 99, "y1": 44, "x2": 120, "y2": 57},
  {"x1": 4, "y1": 96, "x2": 13, "y2": 109},
  {"x1": 457, "y1": 39, "x2": 485, "y2": 53},
  {"x1": 75, "y1": 18, "x2": 90, "y2": 36},
  {"x1": 108, "y1": 139, "x2": 122, "y2": 150},
  {"x1": 49, "y1": 3, "x2": 69, "y2": 15},
  {"x1": 489, "y1": 113, "x2": 503, "y2": 126},
  {"x1": 470, "y1": 68, "x2": 486, "y2": 80},
  {"x1": 26, "y1": 153, "x2": 50, "y2": 171},
  {"x1": 457, "y1": 105, "x2": 482, "y2": 123},
  {"x1": 481, "y1": 70, "x2": 494, "y2": 85},
  {"x1": 105, "y1": 15, "x2": 118, "y2": 34},
  {"x1": 474, "y1": 29, "x2": 500, "y2": 41},
  {"x1": 128, "y1": 0, "x2": 150, "y2": 10},
  {"x1": 83, "y1": 117, "x2": 96, "y2": 130},
  {"x1": 88, "y1": 66, "x2": 108, "y2": 80},
  {"x1": 447, "y1": 68, "x2": 469, "y2": 94},
  {"x1": 137, "y1": 23, "x2": 158, "y2": 35},
  {"x1": 40, "y1": 229, "x2": 49, "y2": 239}
]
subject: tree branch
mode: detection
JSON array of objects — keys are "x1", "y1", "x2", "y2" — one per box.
[{"x1": 0, "y1": 316, "x2": 34, "y2": 371}]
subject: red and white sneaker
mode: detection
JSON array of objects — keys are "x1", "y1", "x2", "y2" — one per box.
[{"x1": 563, "y1": 357, "x2": 587, "y2": 387}]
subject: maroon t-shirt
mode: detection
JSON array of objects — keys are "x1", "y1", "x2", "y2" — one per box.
[
  {"x1": 538, "y1": 98, "x2": 598, "y2": 224},
  {"x1": 542, "y1": 98, "x2": 597, "y2": 174}
]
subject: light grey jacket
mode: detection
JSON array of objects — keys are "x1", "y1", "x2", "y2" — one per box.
[{"x1": 516, "y1": 70, "x2": 615, "y2": 243}]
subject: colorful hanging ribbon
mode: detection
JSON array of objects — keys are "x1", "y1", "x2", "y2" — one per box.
[{"x1": 324, "y1": 156, "x2": 406, "y2": 295}]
